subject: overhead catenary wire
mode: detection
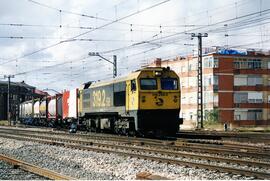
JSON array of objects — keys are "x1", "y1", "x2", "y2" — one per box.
[
  {"x1": 0, "y1": 0, "x2": 171, "y2": 66},
  {"x1": 15, "y1": 55, "x2": 90, "y2": 76},
  {"x1": 4, "y1": 0, "x2": 270, "y2": 90},
  {"x1": 28, "y1": 0, "x2": 209, "y2": 28},
  {"x1": 0, "y1": 23, "x2": 94, "y2": 30},
  {"x1": 98, "y1": 6, "x2": 270, "y2": 55},
  {"x1": 28, "y1": 0, "x2": 112, "y2": 22},
  {"x1": 0, "y1": 37, "x2": 145, "y2": 42},
  {"x1": 50, "y1": 5, "x2": 270, "y2": 82}
]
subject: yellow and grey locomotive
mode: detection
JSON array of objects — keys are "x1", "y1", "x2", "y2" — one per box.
[{"x1": 79, "y1": 67, "x2": 182, "y2": 136}]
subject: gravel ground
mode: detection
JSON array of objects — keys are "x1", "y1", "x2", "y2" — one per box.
[
  {"x1": 0, "y1": 160, "x2": 48, "y2": 180},
  {"x1": 0, "y1": 138, "x2": 255, "y2": 180}
]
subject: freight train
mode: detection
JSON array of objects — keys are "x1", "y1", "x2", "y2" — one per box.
[{"x1": 19, "y1": 67, "x2": 182, "y2": 136}]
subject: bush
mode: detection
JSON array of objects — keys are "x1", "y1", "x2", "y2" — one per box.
[{"x1": 204, "y1": 109, "x2": 218, "y2": 126}]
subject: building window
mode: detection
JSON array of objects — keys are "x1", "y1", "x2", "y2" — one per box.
[
  {"x1": 204, "y1": 76, "x2": 212, "y2": 86},
  {"x1": 234, "y1": 75, "x2": 263, "y2": 86},
  {"x1": 214, "y1": 93, "x2": 219, "y2": 106},
  {"x1": 213, "y1": 58, "x2": 219, "y2": 68},
  {"x1": 235, "y1": 115, "x2": 241, "y2": 120},
  {"x1": 234, "y1": 110, "x2": 262, "y2": 120},
  {"x1": 234, "y1": 92, "x2": 263, "y2": 103},
  {"x1": 204, "y1": 57, "x2": 214, "y2": 68},
  {"x1": 213, "y1": 75, "x2": 219, "y2": 85},
  {"x1": 234, "y1": 110, "x2": 246, "y2": 120},
  {"x1": 234, "y1": 61, "x2": 240, "y2": 69},
  {"x1": 234, "y1": 93, "x2": 248, "y2": 103},
  {"x1": 190, "y1": 112, "x2": 193, "y2": 120},
  {"x1": 247, "y1": 92, "x2": 263, "y2": 103},
  {"x1": 234, "y1": 75, "x2": 247, "y2": 86},
  {"x1": 188, "y1": 64, "x2": 192, "y2": 71},
  {"x1": 247, "y1": 110, "x2": 262, "y2": 120},
  {"x1": 234, "y1": 58, "x2": 262, "y2": 69},
  {"x1": 204, "y1": 92, "x2": 213, "y2": 103},
  {"x1": 247, "y1": 75, "x2": 262, "y2": 86}
]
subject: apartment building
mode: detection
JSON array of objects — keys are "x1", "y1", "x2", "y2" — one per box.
[{"x1": 149, "y1": 51, "x2": 270, "y2": 128}]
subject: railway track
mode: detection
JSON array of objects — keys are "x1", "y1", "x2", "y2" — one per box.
[
  {"x1": 177, "y1": 131, "x2": 270, "y2": 144},
  {"x1": 2, "y1": 126, "x2": 270, "y2": 148},
  {"x1": 0, "y1": 160, "x2": 47, "y2": 180},
  {"x1": 0, "y1": 154, "x2": 74, "y2": 180},
  {"x1": 1, "y1": 130, "x2": 270, "y2": 160},
  {"x1": 0, "y1": 127, "x2": 270, "y2": 179},
  {"x1": 1, "y1": 127, "x2": 269, "y2": 159}
]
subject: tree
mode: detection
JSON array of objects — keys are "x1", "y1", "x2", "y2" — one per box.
[{"x1": 204, "y1": 108, "x2": 219, "y2": 125}]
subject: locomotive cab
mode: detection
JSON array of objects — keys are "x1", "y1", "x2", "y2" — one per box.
[{"x1": 126, "y1": 67, "x2": 181, "y2": 136}]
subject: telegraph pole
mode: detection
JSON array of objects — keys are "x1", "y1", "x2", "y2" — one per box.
[
  {"x1": 113, "y1": 55, "x2": 117, "y2": 78},
  {"x1": 4, "y1": 75, "x2": 15, "y2": 126},
  {"x1": 191, "y1": 33, "x2": 208, "y2": 129},
  {"x1": 88, "y1": 52, "x2": 117, "y2": 78}
]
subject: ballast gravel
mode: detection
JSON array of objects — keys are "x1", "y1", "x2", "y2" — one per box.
[
  {"x1": 0, "y1": 138, "x2": 254, "y2": 180},
  {"x1": 0, "y1": 160, "x2": 47, "y2": 180}
]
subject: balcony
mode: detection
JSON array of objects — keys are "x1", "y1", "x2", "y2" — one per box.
[
  {"x1": 233, "y1": 85, "x2": 269, "y2": 91},
  {"x1": 255, "y1": 84, "x2": 263, "y2": 91},
  {"x1": 233, "y1": 102, "x2": 266, "y2": 108},
  {"x1": 213, "y1": 85, "x2": 219, "y2": 91},
  {"x1": 232, "y1": 120, "x2": 268, "y2": 126}
]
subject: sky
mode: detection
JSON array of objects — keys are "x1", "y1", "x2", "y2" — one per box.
[{"x1": 0, "y1": 0, "x2": 269, "y2": 92}]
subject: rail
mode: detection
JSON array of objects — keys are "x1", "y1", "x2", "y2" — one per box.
[
  {"x1": 0, "y1": 132, "x2": 270, "y2": 179},
  {"x1": 0, "y1": 154, "x2": 74, "y2": 180}
]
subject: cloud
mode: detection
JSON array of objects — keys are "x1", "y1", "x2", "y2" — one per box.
[{"x1": 0, "y1": 0, "x2": 269, "y2": 91}]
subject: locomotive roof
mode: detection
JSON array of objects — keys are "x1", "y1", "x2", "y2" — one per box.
[
  {"x1": 90, "y1": 71, "x2": 140, "y2": 88},
  {"x1": 86, "y1": 67, "x2": 172, "y2": 88}
]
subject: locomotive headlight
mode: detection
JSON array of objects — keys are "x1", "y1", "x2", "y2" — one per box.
[
  {"x1": 141, "y1": 96, "x2": 146, "y2": 103},
  {"x1": 154, "y1": 71, "x2": 162, "y2": 76},
  {"x1": 173, "y1": 95, "x2": 178, "y2": 103}
]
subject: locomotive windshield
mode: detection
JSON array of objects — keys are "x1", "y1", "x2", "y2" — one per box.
[
  {"x1": 140, "y1": 78, "x2": 157, "y2": 90},
  {"x1": 161, "y1": 78, "x2": 178, "y2": 90}
]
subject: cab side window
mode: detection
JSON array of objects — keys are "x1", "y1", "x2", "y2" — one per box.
[{"x1": 131, "y1": 79, "x2": 136, "y2": 91}]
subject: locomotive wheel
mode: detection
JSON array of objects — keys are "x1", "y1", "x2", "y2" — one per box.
[
  {"x1": 128, "y1": 130, "x2": 136, "y2": 137},
  {"x1": 121, "y1": 128, "x2": 128, "y2": 136},
  {"x1": 114, "y1": 127, "x2": 120, "y2": 135}
]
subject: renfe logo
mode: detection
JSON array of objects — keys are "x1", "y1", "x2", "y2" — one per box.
[{"x1": 155, "y1": 97, "x2": 164, "y2": 106}]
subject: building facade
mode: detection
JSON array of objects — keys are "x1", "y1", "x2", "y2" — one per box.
[
  {"x1": 0, "y1": 81, "x2": 47, "y2": 121},
  {"x1": 149, "y1": 51, "x2": 270, "y2": 128}
]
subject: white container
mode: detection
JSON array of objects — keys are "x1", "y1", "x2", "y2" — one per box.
[
  {"x1": 25, "y1": 102, "x2": 33, "y2": 116},
  {"x1": 48, "y1": 99, "x2": 56, "y2": 117},
  {"x1": 34, "y1": 101, "x2": 40, "y2": 117}
]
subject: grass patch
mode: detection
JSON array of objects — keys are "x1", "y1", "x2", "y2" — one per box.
[
  {"x1": 234, "y1": 126, "x2": 270, "y2": 132},
  {"x1": 204, "y1": 122, "x2": 224, "y2": 131},
  {"x1": 0, "y1": 120, "x2": 9, "y2": 126}
]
